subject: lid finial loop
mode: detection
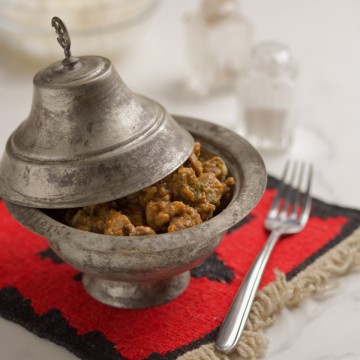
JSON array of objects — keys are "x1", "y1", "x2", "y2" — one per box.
[{"x1": 51, "y1": 16, "x2": 79, "y2": 67}]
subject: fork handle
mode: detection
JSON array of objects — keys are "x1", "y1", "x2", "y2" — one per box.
[{"x1": 215, "y1": 229, "x2": 282, "y2": 354}]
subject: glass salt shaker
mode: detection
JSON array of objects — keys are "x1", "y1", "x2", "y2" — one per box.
[
  {"x1": 237, "y1": 41, "x2": 299, "y2": 151},
  {"x1": 184, "y1": 0, "x2": 253, "y2": 96}
]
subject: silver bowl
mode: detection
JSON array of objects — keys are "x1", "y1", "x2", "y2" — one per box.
[{"x1": 5, "y1": 116, "x2": 266, "y2": 309}]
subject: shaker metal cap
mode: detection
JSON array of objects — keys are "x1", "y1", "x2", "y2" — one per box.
[{"x1": 0, "y1": 17, "x2": 194, "y2": 208}]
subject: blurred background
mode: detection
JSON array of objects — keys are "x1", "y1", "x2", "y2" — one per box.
[{"x1": 0, "y1": 0, "x2": 359, "y2": 207}]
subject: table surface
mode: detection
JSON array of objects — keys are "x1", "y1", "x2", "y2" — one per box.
[{"x1": 1, "y1": 1, "x2": 360, "y2": 359}]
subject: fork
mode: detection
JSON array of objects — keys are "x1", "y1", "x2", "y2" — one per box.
[{"x1": 215, "y1": 160, "x2": 313, "y2": 354}]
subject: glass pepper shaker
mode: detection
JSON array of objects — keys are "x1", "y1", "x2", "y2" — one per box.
[
  {"x1": 237, "y1": 41, "x2": 299, "y2": 151},
  {"x1": 184, "y1": 0, "x2": 253, "y2": 96}
]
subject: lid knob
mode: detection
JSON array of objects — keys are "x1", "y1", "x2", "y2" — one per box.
[{"x1": 51, "y1": 16, "x2": 79, "y2": 68}]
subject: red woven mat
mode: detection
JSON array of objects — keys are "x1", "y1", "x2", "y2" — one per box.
[{"x1": 1, "y1": 176, "x2": 359, "y2": 360}]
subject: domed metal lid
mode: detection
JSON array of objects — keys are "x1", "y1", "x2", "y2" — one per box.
[{"x1": 0, "y1": 17, "x2": 194, "y2": 208}]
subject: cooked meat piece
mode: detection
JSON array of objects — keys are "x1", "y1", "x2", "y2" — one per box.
[
  {"x1": 168, "y1": 205, "x2": 202, "y2": 232},
  {"x1": 195, "y1": 202, "x2": 216, "y2": 221},
  {"x1": 104, "y1": 211, "x2": 135, "y2": 236},
  {"x1": 130, "y1": 226, "x2": 156, "y2": 236},
  {"x1": 145, "y1": 200, "x2": 168, "y2": 231},
  {"x1": 225, "y1": 177, "x2": 235, "y2": 187},
  {"x1": 139, "y1": 182, "x2": 171, "y2": 207},
  {"x1": 170, "y1": 167, "x2": 202, "y2": 203},
  {"x1": 148, "y1": 201, "x2": 202, "y2": 233},
  {"x1": 153, "y1": 201, "x2": 187, "y2": 228},
  {"x1": 203, "y1": 156, "x2": 228, "y2": 182},
  {"x1": 193, "y1": 142, "x2": 201, "y2": 157},
  {"x1": 69, "y1": 205, "x2": 117, "y2": 233},
  {"x1": 224, "y1": 177, "x2": 235, "y2": 192},
  {"x1": 198, "y1": 173, "x2": 225, "y2": 206}
]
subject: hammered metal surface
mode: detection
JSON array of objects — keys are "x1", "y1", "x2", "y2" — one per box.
[
  {"x1": 6, "y1": 116, "x2": 267, "y2": 308},
  {"x1": 0, "y1": 56, "x2": 194, "y2": 208}
]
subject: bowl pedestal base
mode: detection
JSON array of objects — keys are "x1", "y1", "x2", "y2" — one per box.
[{"x1": 82, "y1": 271, "x2": 190, "y2": 309}]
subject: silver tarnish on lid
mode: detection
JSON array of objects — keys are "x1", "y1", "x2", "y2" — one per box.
[{"x1": 0, "y1": 17, "x2": 194, "y2": 208}]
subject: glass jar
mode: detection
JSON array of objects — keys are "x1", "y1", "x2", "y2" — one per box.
[
  {"x1": 184, "y1": 0, "x2": 253, "y2": 96},
  {"x1": 237, "y1": 41, "x2": 299, "y2": 151}
]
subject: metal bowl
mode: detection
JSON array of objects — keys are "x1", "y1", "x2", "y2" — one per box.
[{"x1": 5, "y1": 116, "x2": 267, "y2": 309}]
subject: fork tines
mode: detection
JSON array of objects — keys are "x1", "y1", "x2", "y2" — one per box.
[{"x1": 270, "y1": 160, "x2": 313, "y2": 222}]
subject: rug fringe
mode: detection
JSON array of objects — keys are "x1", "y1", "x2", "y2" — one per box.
[{"x1": 178, "y1": 226, "x2": 360, "y2": 360}]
